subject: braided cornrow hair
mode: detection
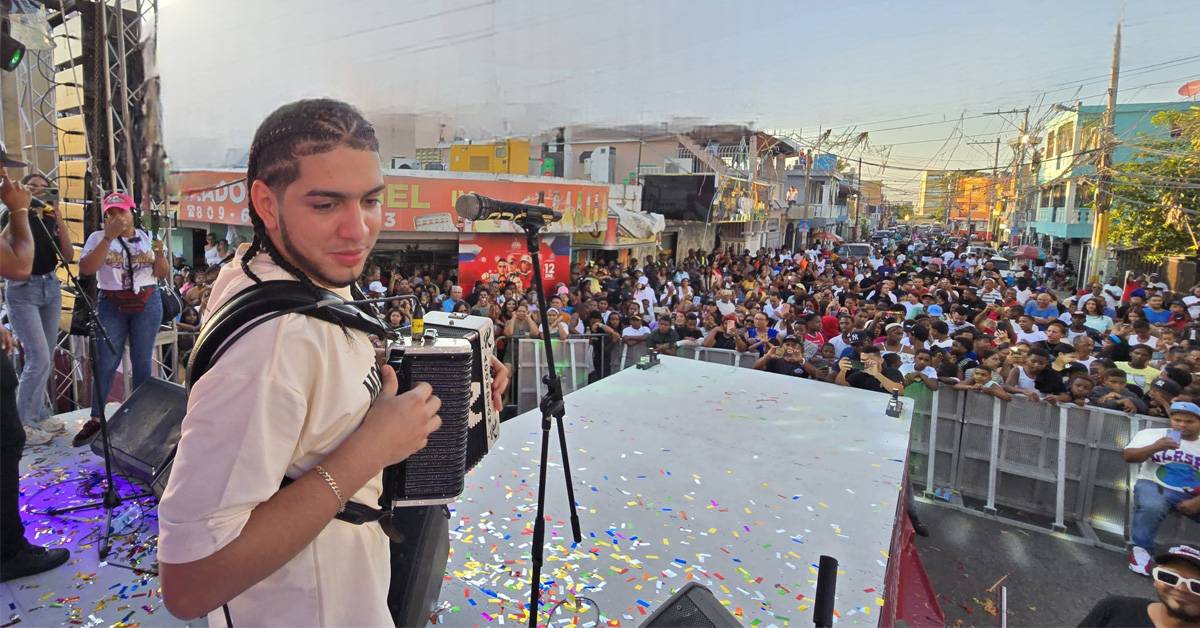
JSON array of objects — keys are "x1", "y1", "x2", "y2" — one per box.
[{"x1": 241, "y1": 98, "x2": 379, "y2": 293}]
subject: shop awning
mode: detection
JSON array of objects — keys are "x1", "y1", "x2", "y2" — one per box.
[{"x1": 573, "y1": 205, "x2": 666, "y2": 251}]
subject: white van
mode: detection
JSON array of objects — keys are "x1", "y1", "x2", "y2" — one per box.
[{"x1": 836, "y1": 243, "x2": 874, "y2": 258}]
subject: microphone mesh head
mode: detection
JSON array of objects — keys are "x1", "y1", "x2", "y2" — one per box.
[{"x1": 454, "y1": 193, "x2": 482, "y2": 221}]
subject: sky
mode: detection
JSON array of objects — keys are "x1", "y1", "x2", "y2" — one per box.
[{"x1": 157, "y1": 0, "x2": 1200, "y2": 200}]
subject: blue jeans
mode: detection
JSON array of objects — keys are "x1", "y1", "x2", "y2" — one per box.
[
  {"x1": 6, "y1": 274, "x2": 62, "y2": 426},
  {"x1": 91, "y1": 290, "x2": 162, "y2": 418},
  {"x1": 1131, "y1": 479, "x2": 1200, "y2": 551}
]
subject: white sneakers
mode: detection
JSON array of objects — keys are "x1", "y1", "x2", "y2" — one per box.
[
  {"x1": 1128, "y1": 546, "x2": 1153, "y2": 576},
  {"x1": 22, "y1": 425, "x2": 53, "y2": 447},
  {"x1": 35, "y1": 417, "x2": 65, "y2": 433},
  {"x1": 21, "y1": 417, "x2": 65, "y2": 448}
]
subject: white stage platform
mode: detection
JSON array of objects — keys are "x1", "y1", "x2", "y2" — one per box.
[
  {"x1": 2, "y1": 357, "x2": 911, "y2": 627},
  {"x1": 435, "y1": 356, "x2": 912, "y2": 627}
]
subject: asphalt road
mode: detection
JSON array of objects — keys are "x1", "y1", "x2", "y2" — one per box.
[{"x1": 912, "y1": 502, "x2": 1150, "y2": 627}]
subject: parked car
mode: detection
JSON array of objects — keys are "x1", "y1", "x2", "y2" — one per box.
[
  {"x1": 836, "y1": 243, "x2": 874, "y2": 258},
  {"x1": 987, "y1": 255, "x2": 1015, "y2": 281},
  {"x1": 965, "y1": 244, "x2": 997, "y2": 258}
]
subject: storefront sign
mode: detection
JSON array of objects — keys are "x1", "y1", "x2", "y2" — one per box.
[
  {"x1": 176, "y1": 170, "x2": 609, "y2": 233},
  {"x1": 457, "y1": 233, "x2": 571, "y2": 297}
]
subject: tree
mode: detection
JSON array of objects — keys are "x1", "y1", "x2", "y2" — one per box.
[{"x1": 1108, "y1": 107, "x2": 1200, "y2": 263}]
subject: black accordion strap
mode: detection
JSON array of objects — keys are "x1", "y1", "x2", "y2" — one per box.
[
  {"x1": 186, "y1": 280, "x2": 388, "y2": 393},
  {"x1": 278, "y1": 475, "x2": 388, "y2": 524},
  {"x1": 182, "y1": 279, "x2": 393, "y2": 526}
]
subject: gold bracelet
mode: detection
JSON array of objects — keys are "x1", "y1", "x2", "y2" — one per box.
[
  {"x1": 8, "y1": 207, "x2": 29, "y2": 216},
  {"x1": 313, "y1": 465, "x2": 346, "y2": 513}
]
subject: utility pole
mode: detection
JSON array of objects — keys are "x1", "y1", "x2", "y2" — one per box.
[
  {"x1": 1088, "y1": 23, "x2": 1121, "y2": 283},
  {"x1": 854, "y1": 156, "x2": 863, "y2": 240},
  {"x1": 992, "y1": 137, "x2": 1000, "y2": 243},
  {"x1": 982, "y1": 107, "x2": 1031, "y2": 245}
]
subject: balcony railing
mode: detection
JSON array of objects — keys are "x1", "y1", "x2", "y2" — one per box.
[{"x1": 1036, "y1": 207, "x2": 1093, "y2": 225}]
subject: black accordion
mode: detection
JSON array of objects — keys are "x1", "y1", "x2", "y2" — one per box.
[{"x1": 384, "y1": 312, "x2": 500, "y2": 506}]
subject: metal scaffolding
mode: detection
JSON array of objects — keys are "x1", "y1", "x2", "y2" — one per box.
[{"x1": 13, "y1": 45, "x2": 58, "y2": 179}]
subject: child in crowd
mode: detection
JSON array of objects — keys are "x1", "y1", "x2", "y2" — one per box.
[
  {"x1": 1089, "y1": 368, "x2": 1149, "y2": 414},
  {"x1": 953, "y1": 365, "x2": 1012, "y2": 401}
]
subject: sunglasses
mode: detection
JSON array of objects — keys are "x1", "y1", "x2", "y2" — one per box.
[{"x1": 1154, "y1": 567, "x2": 1200, "y2": 596}]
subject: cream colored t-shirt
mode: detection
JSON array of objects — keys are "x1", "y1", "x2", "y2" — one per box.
[{"x1": 158, "y1": 247, "x2": 391, "y2": 627}]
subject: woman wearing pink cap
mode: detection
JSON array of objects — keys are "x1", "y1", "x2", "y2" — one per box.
[{"x1": 72, "y1": 191, "x2": 169, "y2": 446}]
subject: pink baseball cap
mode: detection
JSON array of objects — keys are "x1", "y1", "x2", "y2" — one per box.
[{"x1": 102, "y1": 191, "x2": 135, "y2": 212}]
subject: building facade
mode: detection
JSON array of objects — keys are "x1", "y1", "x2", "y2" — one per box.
[
  {"x1": 916, "y1": 170, "x2": 951, "y2": 222},
  {"x1": 948, "y1": 174, "x2": 1010, "y2": 241},
  {"x1": 1029, "y1": 101, "x2": 1194, "y2": 267}
]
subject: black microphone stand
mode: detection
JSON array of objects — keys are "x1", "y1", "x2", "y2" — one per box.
[
  {"x1": 33, "y1": 205, "x2": 153, "y2": 562},
  {"x1": 519, "y1": 217, "x2": 583, "y2": 627}
]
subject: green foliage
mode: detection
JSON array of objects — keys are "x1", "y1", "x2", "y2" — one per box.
[{"x1": 1108, "y1": 107, "x2": 1200, "y2": 263}]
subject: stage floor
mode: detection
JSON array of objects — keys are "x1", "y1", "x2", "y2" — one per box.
[
  {"x1": 3, "y1": 356, "x2": 911, "y2": 627},
  {"x1": 435, "y1": 356, "x2": 912, "y2": 627},
  {"x1": 1, "y1": 404, "x2": 195, "y2": 628}
]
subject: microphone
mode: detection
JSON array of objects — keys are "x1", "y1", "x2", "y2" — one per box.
[
  {"x1": 454, "y1": 193, "x2": 562, "y2": 227},
  {"x1": 30, "y1": 197, "x2": 46, "y2": 209}
]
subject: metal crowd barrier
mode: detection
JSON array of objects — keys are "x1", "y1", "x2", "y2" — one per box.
[
  {"x1": 500, "y1": 337, "x2": 765, "y2": 413},
  {"x1": 907, "y1": 387, "x2": 1198, "y2": 549}
]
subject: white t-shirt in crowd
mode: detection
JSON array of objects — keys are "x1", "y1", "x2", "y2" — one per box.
[
  {"x1": 81, "y1": 230, "x2": 157, "y2": 291},
  {"x1": 622, "y1": 326, "x2": 652, "y2": 339},
  {"x1": 899, "y1": 363, "x2": 937, "y2": 379},
  {"x1": 1015, "y1": 328, "x2": 1047, "y2": 345},
  {"x1": 716, "y1": 300, "x2": 737, "y2": 317},
  {"x1": 1184, "y1": 294, "x2": 1200, "y2": 320},
  {"x1": 1131, "y1": 335, "x2": 1159, "y2": 349},
  {"x1": 1125, "y1": 428, "x2": 1200, "y2": 495},
  {"x1": 158, "y1": 246, "x2": 392, "y2": 627}
]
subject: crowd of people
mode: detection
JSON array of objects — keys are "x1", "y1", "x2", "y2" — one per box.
[{"x1": 324, "y1": 234, "x2": 1200, "y2": 577}]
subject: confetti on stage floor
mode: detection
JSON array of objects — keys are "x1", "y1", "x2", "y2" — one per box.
[
  {"x1": 435, "y1": 359, "x2": 911, "y2": 626},
  {"x1": 0, "y1": 406, "x2": 193, "y2": 628}
]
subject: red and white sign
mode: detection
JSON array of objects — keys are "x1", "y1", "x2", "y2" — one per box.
[
  {"x1": 176, "y1": 170, "x2": 609, "y2": 233},
  {"x1": 457, "y1": 233, "x2": 571, "y2": 298}
]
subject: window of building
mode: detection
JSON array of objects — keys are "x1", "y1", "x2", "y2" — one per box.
[
  {"x1": 1040, "y1": 188, "x2": 1050, "y2": 208},
  {"x1": 1046, "y1": 129, "x2": 1057, "y2": 160},
  {"x1": 1052, "y1": 183, "x2": 1066, "y2": 208},
  {"x1": 1058, "y1": 122, "x2": 1074, "y2": 163}
]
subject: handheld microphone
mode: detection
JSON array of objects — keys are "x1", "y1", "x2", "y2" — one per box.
[{"x1": 454, "y1": 193, "x2": 563, "y2": 227}]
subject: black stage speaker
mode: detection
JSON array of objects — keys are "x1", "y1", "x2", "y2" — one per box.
[
  {"x1": 386, "y1": 506, "x2": 451, "y2": 627},
  {"x1": 90, "y1": 378, "x2": 187, "y2": 497},
  {"x1": 639, "y1": 582, "x2": 739, "y2": 628}
]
